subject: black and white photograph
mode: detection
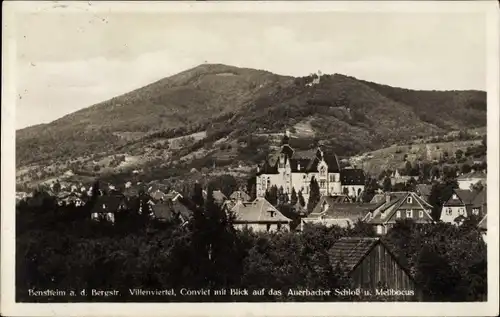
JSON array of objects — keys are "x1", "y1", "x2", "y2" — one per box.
[{"x1": 1, "y1": 1, "x2": 499, "y2": 316}]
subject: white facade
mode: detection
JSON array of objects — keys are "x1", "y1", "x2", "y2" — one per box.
[
  {"x1": 256, "y1": 153, "x2": 341, "y2": 207},
  {"x1": 458, "y1": 178, "x2": 485, "y2": 190},
  {"x1": 233, "y1": 223, "x2": 289, "y2": 232},
  {"x1": 342, "y1": 185, "x2": 364, "y2": 198}
]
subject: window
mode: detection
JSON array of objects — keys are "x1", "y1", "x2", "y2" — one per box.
[
  {"x1": 406, "y1": 210, "x2": 412, "y2": 218},
  {"x1": 458, "y1": 208, "x2": 465, "y2": 216},
  {"x1": 452, "y1": 194, "x2": 457, "y2": 200},
  {"x1": 266, "y1": 224, "x2": 271, "y2": 232},
  {"x1": 376, "y1": 225, "x2": 383, "y2": 234},
  {"x1": 446, "y1": 208, "x2": 452, "y2": 215},
  {"x1": 472, "y1": 208, "x2": 480, "y2": 215},
  {"x1": 396, "y1": 211, "x2": 401, "y2": 218},
  {"x1": 419, "y1": 210, "x2": 424, "y2": 218},
  {"x1": 329, "y1": 174, "x2": 334, "y2": 182},
  {"x1": 320, "y1": 166, "x2": 326, "y2": 177},
  {"x1": 320, "y1": 180, "x2": 326, "y2": 188},
  {"x1": 277, "y1": 223, "x2": 282, "y2": 231},
  {"x1": 407, "y1": 196, "x2": 412, "y2": 204}
]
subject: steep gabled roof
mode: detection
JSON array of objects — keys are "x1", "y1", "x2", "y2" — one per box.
[
  {"x1": 366, "y1": 192, "x2": 432, "y2": 224},
  {"x1": 310, "y1": 196, "x2": 375, "y2": 222},
  {"x1": 257, "y1": 146, "x2": 339, "y2": 174},
  {"x1": 444, "y1": 189, "x2": 481, "y2": 206},
  {"x1": 229, "y1": 190, "x2": 251, "y2": 202},
  {"x1": 329, "y1": 237, "x2": 380, "y2": 272},
  {"x1": 328, "y1": 237, "x2": 415, "y2": 280},
  {"x1": 231, "y1": 198, "x2": 291, "y2": 223},
  {"x1": 340, "y1": 169, "x2": 366, "y2": 186}
]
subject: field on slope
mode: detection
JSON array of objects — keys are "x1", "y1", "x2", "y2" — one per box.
[{"x1": 351, "y1": 137, "x2": 486, "y2": 176}]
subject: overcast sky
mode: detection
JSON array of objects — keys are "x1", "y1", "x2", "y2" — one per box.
[{"x1": 15, "y1": 7, "x2": 487, "y2": 129}]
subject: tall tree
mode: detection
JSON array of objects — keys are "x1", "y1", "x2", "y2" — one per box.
[
  {"x1": 246, "y1": 176, "x2": 256, "y2": 199},
  {"x1": 265, "y1": 185, "x2": 278, "y2": 205},
  {"x1": 298, "y1": 190, "x2": 306, "y2": 207},
  {"x1": 307, "y1": 177, "x2": 320, "y2": 214},
  {"x1": 404, "y1": 161, "x2": 412, "y2": 176},
  {"x1": 361, "y1": 177, "x2": 379, "y2": 203},
  {"x1": 192, "y1": 182, "x2": 204, "y2": 207},
  {"x1": 382, "y1": 176, "x2": 392, "y2": 192},
  {"x1": 290, "y1": 188, "x2": 298, "y2": 205},
  {"x1": 249, "y1": 184, "x2": 257, "y2": 201}
]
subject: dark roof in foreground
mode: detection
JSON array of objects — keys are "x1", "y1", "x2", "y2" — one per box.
[{"x1": 329, "y1": 237, "x2": 380, "y2": 272}]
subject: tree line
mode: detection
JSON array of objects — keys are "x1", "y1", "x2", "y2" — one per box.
[{"x1": 16, "y1": 182, "x2": 486, "y2": 303}]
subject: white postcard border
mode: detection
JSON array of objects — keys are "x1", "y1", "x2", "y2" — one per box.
[{"x1": 2, "y1": 1, "x2": 499, "y2": 316}]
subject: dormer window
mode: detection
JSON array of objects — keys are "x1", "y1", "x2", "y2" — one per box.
[
  {"x1": 452, "y1": 194, "x2": 457, "y2": 200},
  {"x1": 407, "y1": 196, "x2": 412, "y2": 204}
]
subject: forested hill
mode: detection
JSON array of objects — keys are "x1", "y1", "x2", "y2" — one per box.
[{"x1": 16, "y1": 64, "x2": 486, "y2": 184}]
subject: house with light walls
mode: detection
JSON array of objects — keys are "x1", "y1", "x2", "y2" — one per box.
[
  {"x1": 363, "y1": 192, "x2": 434, "y2": 235},
  {"x1": 255, "y1": 131, "x2": 365, "y2": 207},
  {"x1": 230, "y1": 197, "x2": 292, "y2": 232},
  {"x1": 440, "y1": 187, "x2": 486, "y2": 225},
  {"x1": 457, "y1": 170, "x2": 486, "y2": 190}
]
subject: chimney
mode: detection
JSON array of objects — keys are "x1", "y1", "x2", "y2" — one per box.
[{"x1": 385, "y1": 194, "x2": 391, "y2": 205}]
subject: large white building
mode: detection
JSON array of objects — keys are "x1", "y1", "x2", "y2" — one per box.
[{"x1": 255, "y1": 133, "x2": 365, "y2": 206}]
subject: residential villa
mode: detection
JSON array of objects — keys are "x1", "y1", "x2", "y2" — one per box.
[
  {"x1": 457, "y1": 170, "x2": 486, "y2": 190},
  {"x1": 230, "y1": 197, "x2": 291, "y2": 232},
  {"x1": 302, "y1": 197, "x2": 375, "y2": 229},
  {"x1": 340, "y1": 168, "x2": 366, "y2": 200},
  {"x1": 255, "y1": 131, "x2": 365, "y2": 207},
  {"x1": 440, "y1": 188, "x2": 486, "y2": 225},
  {"x1": 329, "y1": 237, "x2": 422, "y2": 301},
  {"x1": 363, "y1": 192, "x2": 434, "y2": 235}
]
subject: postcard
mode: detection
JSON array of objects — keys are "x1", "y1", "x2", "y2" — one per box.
[{"x1": 1, "y1": 1, "x2": 499, "y2": 316}]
